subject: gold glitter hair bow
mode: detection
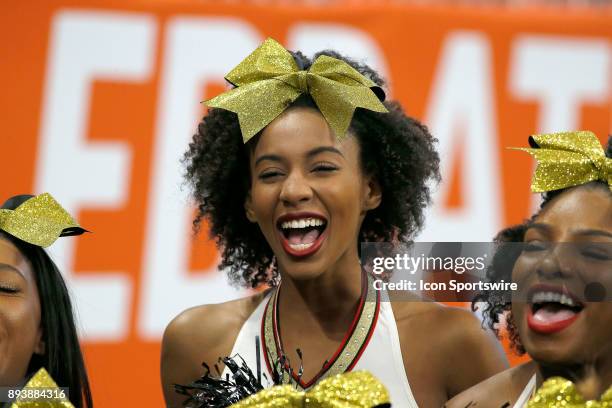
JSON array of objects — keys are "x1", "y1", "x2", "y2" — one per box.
[
  {"x1": 512, "y1": 130, "x2": 611, "y2": 193},
  {"x1": 527, "y1": 377, "x2": 612, "y2": 407},
  {"x1": 204, "y1": 38, "x2": 388, "y2": 143},
  {"x1": 10, "y1": 367, "x2": 75, "y2": 408},
  {"x1": 0, "y1": 193, "x2": 86, "y2": 248},
  {"x1": 230, "y1": 371, "x2": 391, "y2": 408}
]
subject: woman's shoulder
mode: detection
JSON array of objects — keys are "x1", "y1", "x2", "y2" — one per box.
[
  {"x1": 391, "y1": 301, "x2": 486, "y2": 336},
  {"x1": 444, "y1": 361, "x2": 536, "y2": 408},
  {"x1": 165, "y1": 291, "x2": 269, "y2": 342},
  {"x1": 161, "y1": 291, "x2": 270, "y2": 407},
  {"x1": 391, "y1": 302, "x2": 507, "y2": 368},
  {"x1": 391, "y1": 302, "x2": 510, "y2": 399}
]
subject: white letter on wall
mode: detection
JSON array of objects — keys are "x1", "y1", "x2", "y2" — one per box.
[
  {"x1": 509, "y1": 36, "x2": 610, "y2": 211},
  {"x1": 138, "y1": 18, "x2": 258, "y2": 339},
  {"x1": 509, "y1": 36, "x2": 610, "y2": 133},
  {"x1": 36, "y1": 11, "x2": 156, "y2": 340},
  {"x1": 421, "y1": 32, "x2": 502, "y2": 241}
]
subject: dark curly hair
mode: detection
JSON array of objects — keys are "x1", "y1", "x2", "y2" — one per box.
[
  {"x1": 184, "y1": 50, "x2": 440, "y2": 288},
  {"x1": 473, "y1": 136, "x2": 612, "y2": 354}
]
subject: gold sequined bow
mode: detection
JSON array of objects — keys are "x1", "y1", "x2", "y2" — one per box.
[
  {"x1": 0, "y1": 193, "x2": 86, "y2": 248},
  {"x1": 204, "y1": 38, "x2": 388, "y2": 143},
  {"x1": 230, "y1": 371, "x2": 390, "y2": 407},
  {"x1": 10, "y1": 367, "x2": 75, "y2": 408},
  {"x1": 527, "y1": 377, "x2": 612, "y2": 407},
  {"x1": 513, "y1": 130, "x2": 611, "y2": 193}
]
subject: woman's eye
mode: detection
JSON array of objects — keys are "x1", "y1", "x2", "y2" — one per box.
[
  {"x1": 580, "y1": 246, "x2": 612, "y2": 261},
  {"x1": 524, "y1": 241, "x2": 547, "y2": 252},
  {"x1": 0, "y1": 285, "x2": 19, "y2": 294},
  {"x1": 312, "y1": 164, "x2": 338, "y2": 173},
  {"x1": 259, "y1": 171, "x2": 283, "y2": 180}
]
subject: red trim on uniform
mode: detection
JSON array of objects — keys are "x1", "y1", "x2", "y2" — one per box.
[
  {"x1": 347, "y1": 288, "x2": 380, "y2": 371},
  {"x1": 322, "y1": 274, "x2": 367, "y2": 366},
  {"x1": 270, "y1": 273, "x2": 374, "y2": 389},
  {"x1": 261, "y1": 296, "x2": 273, "y2": 378}
]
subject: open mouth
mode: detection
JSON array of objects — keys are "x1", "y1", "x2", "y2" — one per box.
[
  {"x1": 527, "y1": 285, "x2": 584, "y2": 334},
  {"x1": 277, "y1": 214, "x2": 328, "y2": 257}
]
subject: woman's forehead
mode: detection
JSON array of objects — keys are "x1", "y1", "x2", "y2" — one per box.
[
  {"x1": 253, "y1": 108, "x2": 358, "y2": 158},
  {"x1": 0, "y1": 237, "x2": 25, "y2": 264},
  {"x1": 0, "y1": 236, "x2": 36, "y2": 279},
  {"x1": 535, "y1": 187, "x2": 612, "y2": 232}
]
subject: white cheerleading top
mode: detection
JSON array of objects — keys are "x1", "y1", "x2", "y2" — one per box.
[
  {"x1": 221, "y1": 289, "x2": 419, "y2": 407},
  {"x1": 513, "y1": 374, "x2": 536, "y2": 408}
]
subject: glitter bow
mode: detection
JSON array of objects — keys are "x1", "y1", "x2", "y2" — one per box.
[
  {"x1": 0, "y1": 193, "x2": 86, "y2": 248},
  {"x1": 229, "y1": 371, "x2": 390, "y2": 408},
  {"x1": 513, "y1": 130, "x2": 611, "y2": 193},
  {"x1": 204, "y1": 38, "x2": 388, "y2": 143},
  {"x1": 527, "y1": 377, "x2": 612, "y2": 407},
  {"x1": 10, "y1": 367, "x2": 75, "y2": 408}
]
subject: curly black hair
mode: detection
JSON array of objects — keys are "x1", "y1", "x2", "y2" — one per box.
[
  {"x1": 473, "y1": 136, "x2": 612, "y2": 354},
  {"x1": 184, "y1": 50, "x2": 440, "y2": 288}
]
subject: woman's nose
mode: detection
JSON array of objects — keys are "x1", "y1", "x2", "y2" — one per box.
[
  {"x1": 279, "y1": 172, "x2": 313, "y2": 206},
  {"x1": 535, "y1": 244, "x2": 572, "y2": 280}
]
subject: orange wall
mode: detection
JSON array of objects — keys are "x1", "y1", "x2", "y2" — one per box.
[{"x1": 1, "y1": 2, "x2": 610, "y2": 406}]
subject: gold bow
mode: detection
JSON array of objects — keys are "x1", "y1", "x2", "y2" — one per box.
[
  {"x1": 527, "y1": 377, "x2": 612, "y2": 407},
  {"x1": 512, "y1": 130, "x2": 611, "y2": 193},
  {"x1": 204, "y1": 38, "x2": 388, "y2": 143},
  {"x1": 10, "y1": 367, "x2": 75, "y2": 408},
  {"x1": 0, "y1": 193, "x2": 86, "y2": 248},
  {"x1": 230, "y1": 371, "x2": 390, "y2": 407}
]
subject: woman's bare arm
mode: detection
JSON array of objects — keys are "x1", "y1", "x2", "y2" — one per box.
[{"x1": 161, "y1": 297, "x2": 261, "y2": 408}]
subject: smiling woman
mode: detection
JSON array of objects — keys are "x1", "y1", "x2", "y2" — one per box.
[
  {"x1": 161, "y1": 38, "x2": 508, "y2": 408},
  {"x1": 446, "y1": 132, "x2": 612, "y2": 408},
  {"x1": 0, "y1": 238, "x2": 42, "y2": 388},
  {"x1": 0, "y1": 194, "x2": 93, "y2": 408}
]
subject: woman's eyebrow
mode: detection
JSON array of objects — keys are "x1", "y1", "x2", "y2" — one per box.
[
  {"x1": 254, "y1": 154, "x2": 283, "y2": 166},
  {"x1": 574, "y1": 229, "x2": 612, "y2": 239},
  {"x1": 525, "y1": 222, "x2": 551, "y2": 233},
  {"x1": 306, "y1": 146, "x2": 344, "y2": 159},
  {"x1": 0, "y1": 263, "x2": 25, "y2": 278},
  {"x1": 254, "y1": 147, "x2": 344, "y2": 166}
]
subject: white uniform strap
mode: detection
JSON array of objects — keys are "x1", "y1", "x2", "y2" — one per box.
[{"x1": 513, "y1": 374, "x2": 536, "y2": 408}]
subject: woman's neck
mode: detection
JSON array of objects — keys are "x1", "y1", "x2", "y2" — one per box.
[
  {"x1": 537, "y1": 354, "x2": 612, "y2": 400},
  {"x1": 277, "y1": 254, "x2": 363, "y2": 328}
]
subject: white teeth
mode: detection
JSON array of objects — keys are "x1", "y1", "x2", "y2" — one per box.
[
  {"x1": 281, "y1": 217, "x2": 325, "y2": 230},
  {"x1": 531, "y1": 291, "x2": 576, "y2": 307},
  {"x1": 289, "y1": 242, "x2": 315, "y2": 251}
]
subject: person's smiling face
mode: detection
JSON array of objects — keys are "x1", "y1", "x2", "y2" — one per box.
[
  {"x1": 0, "y1": 236, "x2": 44, "y2": 386},
  {"x1": 511, "y1": 186, "x2": 612, "y2": 366},
  {"x1": 245, "y1": 106, "x2": 381, "y2": 281}
]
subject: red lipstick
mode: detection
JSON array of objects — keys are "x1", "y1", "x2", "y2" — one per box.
[
  {"x1": 526, "y1": 283, "x2": 583, "y2": 335},
  {"x1": 276, "y1": 212, "x2": 328, "y2": 258}
]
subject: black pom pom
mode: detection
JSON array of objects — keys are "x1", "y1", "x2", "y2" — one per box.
[
  {"x1": 174, "y1": 354, "x2": 264, "y2": 408},
  {"x1": 175, "y1": 335, "x2": 309, "y2": 407}
]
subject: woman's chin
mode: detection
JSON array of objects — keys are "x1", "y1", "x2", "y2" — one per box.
[
  {"x1": 524, "y1": 338, "x2": 582, "y2": 366},
  {"x1": 274, "y1": 240, "x2": 330, "y2": 280},
  {"x1": 280, "y1": 265, "x2": 327, "y2": 282}
]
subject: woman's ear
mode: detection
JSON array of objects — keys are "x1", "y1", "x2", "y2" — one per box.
[
  {"x1": 244, "y1": 192, "x2": 257, "y2": 223},
  {"x1": 364, "y1": 176, "x2": 382, "y2": 211},
  {"x1": 34, "y1": 327, "x2": 45, "y2": 355}
]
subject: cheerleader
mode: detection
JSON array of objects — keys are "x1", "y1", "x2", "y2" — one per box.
[
  {"x1": 161, "y1": 38, "x2": 508, "y2": 407},
  {"x1": 446, "y1": 132, "x2": 612, "y2": 407}
]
